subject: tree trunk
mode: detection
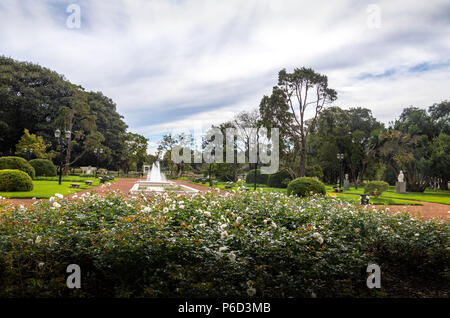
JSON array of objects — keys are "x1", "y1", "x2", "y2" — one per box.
[
  {"x1": 299, "y1": 139, "x2": 306, "y2": 177},
  {"x1": 439, "y1": 178, "x2": 448, "y2": 190}
]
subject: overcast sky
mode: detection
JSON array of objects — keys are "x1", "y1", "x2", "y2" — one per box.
[{"x1": 1, "y1": 0, "x2": 449, "y2": 151}]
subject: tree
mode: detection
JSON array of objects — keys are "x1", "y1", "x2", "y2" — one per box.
[
  {"x1": 430, "y1": 133, "x2": 450, "y2": 190},
  {"x1": 15, "y1": 129, "x2": 52, "y2": 159},
  {"x1": 0, "y1": 56, "x2": 128, "y2": 171},
  {"x1": 429, "y1": 100, "x2": 450, "y2": 135},
  {"x1": 260, "y1": 67, "x2": 337, "y2": 177},
  {"x1": 379, "y1": 130, "x2": 431, "y2": 192},
  {"x1": 121, "y1": 132, "x2": 148, "y2": 174},
  {"x1": 307, "y1": 106, "x2": 384, "y2": 184}
]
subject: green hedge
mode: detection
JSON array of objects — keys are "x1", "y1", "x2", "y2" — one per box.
[
  {"x1": 245, "y1": 169, "x2": 268, "y2": 185},
  {"x1": 267, "y1": 169, "x2": 292, "y2": 188},
  {"x1": 0, "y1": 156, "x2": 35, "y2": 179},
  {"x1": 29, "y1": 159, "x2": 57, "y2": 177},
  {"x1": 0, "y1": 191, "x2": 447, "y2": 297},
  {"x1": 287, "y1": 177, "x2": 326, "y2": 197},
  {"x1": 364, "y1": 181, "x2": 390, "y2": 197},
  {"x1": 0, "y1": 169, "x2": 33, "y2": 192}
]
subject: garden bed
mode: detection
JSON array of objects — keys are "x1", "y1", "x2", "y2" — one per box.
[{"x1": 0, "y1": 189, "x2": 448, "y2": 297}]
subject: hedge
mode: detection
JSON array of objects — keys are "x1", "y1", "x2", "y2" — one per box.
[
  {"x1": 245, "y1": 169, "x2": 268, "y2": 185},
  {"x1": 0, "y1": 169, "x2": 33, "y2": 191},
  {"x1": 364, "y1": 181, "x2": 390, "y2": 197},
  {"x1": 267, "y1": 169, "x2": 292, "y2": 188},
  {"x1": 29, "y1": 159, "x2": 57, "y2": 177},
  {"x1": 0, "y1": 190, "x2": 447, "y2": 297},
  {"x1": 287, "y1": 177, "x2": 326, "y2": 197},
  {"x1": 0, "y1": 156, "x2": 35, "y2": 179}
]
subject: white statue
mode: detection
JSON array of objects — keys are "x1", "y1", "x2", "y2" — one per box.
[
  {"x1": 345, "y1": 173, "x2": 349, "y2": 181},
  {"x1": 398, "y1": 170, "x2": 404, "y2": 183}
]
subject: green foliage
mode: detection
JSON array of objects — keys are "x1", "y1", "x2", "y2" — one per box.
[
  {"x1": 267, "y1": 169, "x2": 292, "y2": 188},
  {"x1": 0, "y1": 169, "x2": 33, "y2": 191},
  {"x1": 0, "y1": 56, "x2": 128, "y2": 171},
  {"x1": 364, "y1": 181, "x2": 390, "y2": 197},
  {"x1": 29, "y1": 159, "x2": 57, "y2": 177},
  {"x1": 245, "y1": 169, "x2": 268, "y2": 185},
  {"x1": 15, "y1": 129, "x2": 51, "y2": 159},
  {"x1": 0, "y1": 156, "x2": 35, "y2": 179},
  {"x1": 287, "y1": 177, "x2": 326, "y2": 197},
  {"x1": 0, "y1": 191, "x2": 447, "y2": 297},
  {"x1": 305, "y1": 164, "x2": 324, "y2": 179}
]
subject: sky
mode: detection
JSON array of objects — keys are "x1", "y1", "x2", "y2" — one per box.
[{"x1": 1, "y1": 0, "x2": 449, "y2": 153}]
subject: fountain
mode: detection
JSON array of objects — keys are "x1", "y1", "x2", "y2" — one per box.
[
  {"x1": 146, "y1": 161, "x2": 168, "y2": 183},
  {"x1": 129, "y1": 161, "x2": 198, "y2": 194}
]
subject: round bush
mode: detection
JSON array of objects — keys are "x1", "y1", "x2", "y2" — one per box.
[
  {"x1": 267, "y1": 169, "x2": 292, "y2": 188},
  {"x1": 287, "y1": 177, "x2": 326, "y2": 197},
  {"x1": 29, "y1": 159, "x2": 57, "y2": 177},
  {"x1": 245, "y1": 169, "x2": 268, "y2": 185},
  {"x1": 364, "y1": 181, "x2": 389, "y2": 197},
  {"x1": 0, "y1": 156, "x2": 35, "y2": 179},
  {"x1": 0, "y1": 169, "x2": 33, "y2": 192}
]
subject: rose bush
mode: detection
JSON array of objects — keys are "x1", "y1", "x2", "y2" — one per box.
[{"x1": 0, "y1": 188, "x2": 448, "y2": 297}]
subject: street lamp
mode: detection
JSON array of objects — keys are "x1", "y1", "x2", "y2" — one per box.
[
  {"x1": 23, "y1": 147, "x2": 33, "y2": 160},
  {"x1": 55, "y1": 129, "x2": 71, "y2": 185},
  {"x1": 337, "y1": 153, "x2": 344, "y2": 189},
  {"x1": 94, "y1": 147, "x2": 104, "y2": 178}
]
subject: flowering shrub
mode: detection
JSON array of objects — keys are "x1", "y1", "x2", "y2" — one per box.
[{"x1": 0, "y1": 189, "x2": 448, "y2": 297}]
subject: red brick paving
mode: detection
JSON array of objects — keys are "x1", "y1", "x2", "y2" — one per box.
[
  {"x1": 381, "y1": 201, "x2": 449, "y2": 221},
  {"x1": 2, "y1": 179, "x2": 448, "y2": 220}
]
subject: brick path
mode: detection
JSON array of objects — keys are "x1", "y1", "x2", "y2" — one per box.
[
  {"x1": 2, "y1": 179, "x2": 448, "y2": 220},
  {"x1": 382, "y1": 201, "x2": 449, "y2": 221}
]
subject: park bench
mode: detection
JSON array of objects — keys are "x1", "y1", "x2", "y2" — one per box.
[
  {"x1": 85, "y1": 180, "x2": 93, "y2": 186},
  {"x1": 333, "y1": 187, "x2": 343, "y2": 193},
  {"x1": 70, "y1": 183, "x2": 81, "y2": 189}
]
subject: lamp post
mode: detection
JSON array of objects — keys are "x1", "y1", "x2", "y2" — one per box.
[
  {"x1": 208, "y1": 164, "x2": 212, "y2": 187},
  {"x1": 337, "y1": 153, "x2": 344, "y2": 189},
  {"x1": 94, "y1": 147, "x2": 103, "y2": 178},
  {"x1": 54, "y1": 129, "x2": 71, "y2": 185},
  {"x1": 24, "y1": 147, "x2": 33, "y2": 160}
]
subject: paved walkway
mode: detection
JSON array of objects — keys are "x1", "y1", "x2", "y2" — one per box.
[
  {"x1": 2, "y1": 179, "x2": 448, "y2": 220},
  {"x1": 382, "y1": 201, "x2": 449, "y2": 220}
]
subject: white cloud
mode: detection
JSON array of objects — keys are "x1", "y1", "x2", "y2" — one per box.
[{"x1": 1, "y1": 0, "x2": 449, "y2": 144}]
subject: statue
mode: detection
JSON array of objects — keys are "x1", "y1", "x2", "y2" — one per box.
[
  {"x1": 397, "y1": 170, "x2": 404, "y2": 183},
  {"x1": 396, "y1": 170, "x2": 406, "y2": 193},
  {"x1": 343, "y1": 173, "x2": 350, "y2": 190}
]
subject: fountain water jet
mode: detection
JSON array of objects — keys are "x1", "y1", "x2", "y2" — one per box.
[
  {"x1": 147, "y1": 161, "x2": 167, "y2": 183},
  {"x1": 129, "y1": 161, "x2": 198, "y2": 193}
]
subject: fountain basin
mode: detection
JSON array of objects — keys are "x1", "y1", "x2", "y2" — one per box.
[
  {"x1": 130, "y1": 161, "x2": 199, "y2": 193},
  {"x1": 129, "y1": 182, "x2": 199, "y2": 194}
]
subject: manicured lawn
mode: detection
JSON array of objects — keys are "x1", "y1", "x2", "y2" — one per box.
[
  {"x1": 327, "y1": 186, "x2": 450, "y2": 205},
  {"x1": 0, "y1": 177, "x2": 101, "y2": 198},
  {"x1": 190, "y1": 180, "x2": 449, "y2": 206}
]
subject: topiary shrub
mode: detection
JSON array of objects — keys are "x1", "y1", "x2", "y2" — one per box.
[
  {"x1": 0, "y1": 169, "x2": 33, "y2": 192},
  {"x1": 267, "y1": 169, "x2": 292, "y2": 188},
  {"x1": 287, "y1": 177, "x2": 326, "y2": 197},
  {"x1": 29, "y1": 159, "x2": 57, "y2": 177},
  {"x1": 364, "y1": 181, "x2": 389, "y2": 197},
  {"x1": 245, "y1": 169, "x2": 268, "y2": 185},
  {"x1": 0, "y1": 156, "x2": 35, "y2": 179}
]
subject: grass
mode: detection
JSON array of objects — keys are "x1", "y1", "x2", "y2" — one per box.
[
  {"x1": 188, "y1": 180, "x2": 449, "y2": 206},
  {"x1": 0, "y1": 177, "x2": 102, "y2": 198},
  {"x1": 328, "y1": 186, "x2": 450, "y2": 205}
]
